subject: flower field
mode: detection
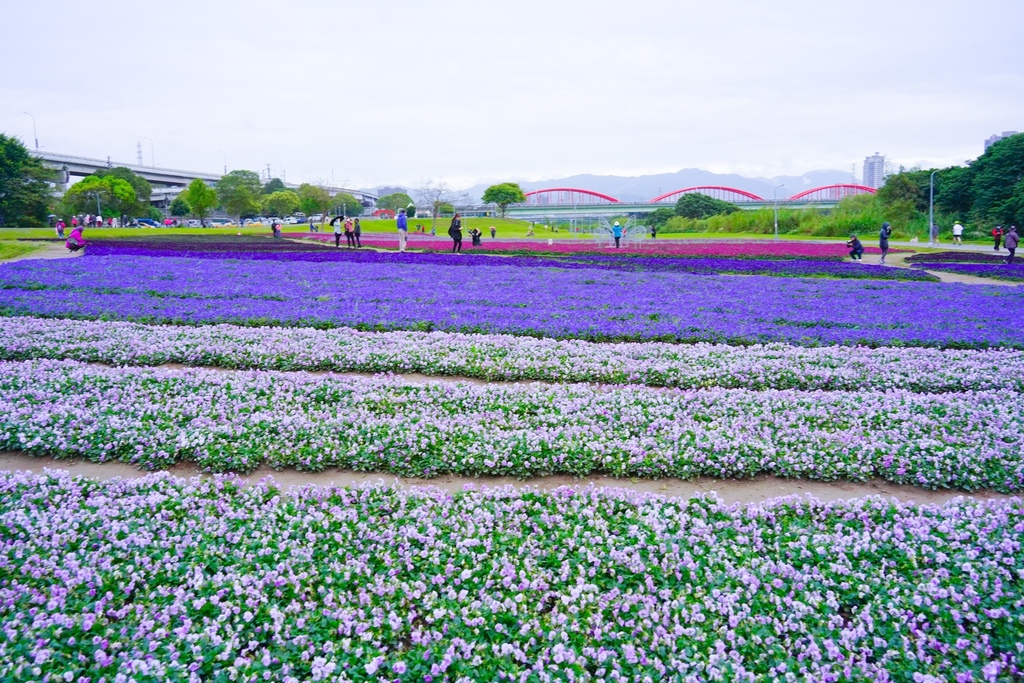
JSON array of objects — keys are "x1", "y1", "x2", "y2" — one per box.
[
  {"x1": 285, "y1": 232, "x2": 901, "y2": 259},
  {"x1": 1, "y1": 253, "x2": 1018, "y2": 346},
  {"x1": 1, "y1": 473, "x2": 1021, "y2": 682},
  {"x1": 2, "y1": 238, "x2": 1024, "y2": 681},
  {"x1": 3, "y1": 358, "x2": 1022, "y2": 488},
  {"x1": 2, "y1": 316, "x2": 1023, "y2": 393},
  {"x1": 83, "y1": 241, "x2": 937, "y2": 281}
]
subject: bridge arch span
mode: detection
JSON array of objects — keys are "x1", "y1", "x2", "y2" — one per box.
[
  {"x1": 523, "y1": 188, "x2": 620, "y2": 205},
  {"x1": 649, "y1": 186, "x2": 765, "y2": 203},
  {"x1": 789, "y1": 184, "x2": 876, "y2": 201}
]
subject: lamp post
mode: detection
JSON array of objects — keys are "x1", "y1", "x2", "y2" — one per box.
[
  {"x1": 143, "y1": 137, "x2": 155, "y2": 166},
  {"x1": 218, "y1": 150, "x2": 227, "y2": 175},
  {"x1": 773, "y1": 184, "x2": 786, "y2": 240},
  {"x1": 928, "y1": 170, "x2": 938, "y2": 245},
  {"x1": 23, "y1": 112, "x2": 38, "y2": 150}
]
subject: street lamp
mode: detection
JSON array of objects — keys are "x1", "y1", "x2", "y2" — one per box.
[
  {"x1": 773, "y1": 184, "x2": 786, "y2": 240},
  {"x1": 23, "y1": 112, "x2": 38, "y2": 150},
  {"x1": 142, "y1": 137, "x2": 156, "y2": 166},
  {"x1": 928, "y1": 170, "x2": 938, "y2": 245},
  {"x1": 218, "y1": 150, "x2": 227, "y2": 175}
]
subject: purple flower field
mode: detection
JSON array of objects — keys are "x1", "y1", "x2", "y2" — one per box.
[
  {"x1": 83, "y1": 242, "x2": 938, "y2": 281},
  {"x1": 0, "y1": 473, "x2": 1020, "y2": 682},
  {"x1": 4, "y1": 359, "x2": 1022, "y2": 488},
  {"x1": 3, "y1": 315, "x2": 1023, "y2": 392},
  {"x1": 1, "y1": 254, "x2": 1019, "y2": 347}
]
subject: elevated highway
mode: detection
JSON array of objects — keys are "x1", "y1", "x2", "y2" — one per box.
[
  {"x1": 506, "y1": 199, "x2": 841, "y2": 220},
  {"x1": 35, "y1": 151, "x2": 377, "y2": 204}
]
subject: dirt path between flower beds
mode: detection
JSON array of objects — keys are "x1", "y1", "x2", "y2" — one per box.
[{"x1": 0, "y1": 451, "x2": 1015, "y2": 505}]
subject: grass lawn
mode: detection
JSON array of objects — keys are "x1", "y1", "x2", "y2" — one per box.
[{"x1": 0, "y1": 241, "x2": 42, "y2": 261}]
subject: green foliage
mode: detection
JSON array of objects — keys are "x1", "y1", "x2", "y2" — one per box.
[
  {"x1": 262, "y1": 178, "x2": 286, "y2": 195},
  {"x1": 376, "y1": 192, "x2": 415, "y2": 213},
  {"x1": 330, "y1": 192, "x2": 362, "y2": 217},
  {"x1": 407, "y1": 205, "x2": 417, "y2": 218},
  {"x1": 261, "y1": 190, "x2": 300, "y2": 217},
  {"x1": 169, "y1": 196, "x2": 190, "y2": 217},
  {"x1": 63, "y1": 175, "x2": 137, "y2": 217},
  {"x1": 481, "y1": 183, "x2": 526, "y2": 218},
  {"x1": 875, "y1": 173, "x2": 923, "y2": 212},
  {"x1": 183, "y1": 179, "x2": 218, "y2": 221},
  {"x1": 0, "y1": 134, "x2": 54, "y2": 226},
  {"x1": 297, "y1": 184, "x2": 331, "y2": 216},
  {"x1": 645, "y1": 207, "x2": 675, "y2": 227},
  {"x1": 94, "y1": 166, "x2": 152, "y2": 215},
  {"x1": 674, "y1": 193, "x2": 739, "y2": 219},
  {"x1": 437, "y1": 201, "x2": 455, "y2": 217},
  {"x1": 217, "y1": 170, "x2": 262, "y2": 219},
  {"x1": 968, "y1": 133, "x2": 1024, "y2": 226}
]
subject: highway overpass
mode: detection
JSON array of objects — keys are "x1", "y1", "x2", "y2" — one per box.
[
  {"x1": 506, "y1": 199, "x2": 840, "y2": 220},
  {"x1": 35, "y1": 151, "x2": 377, "y2": 204}
]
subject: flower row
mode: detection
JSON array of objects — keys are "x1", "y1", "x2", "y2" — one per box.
[
  {"x1": 2, "y1": 316, "x2": 1022, "y2": 393},
  {"x1": 3, "y1": 359, "x2": 1022, "y2": 490},
  {"x1": 287, "y1": 232, "x2": 897, "y2": 259},
  {"x1": 82, "y1": 242, "x2": 936, "y2": 281},
  {"x1": 1, "y1": 472, "x2": 1020, "y2": 682},
  {"x1": 2, "y1": 254, "x2": 1021, "y2": 347}
]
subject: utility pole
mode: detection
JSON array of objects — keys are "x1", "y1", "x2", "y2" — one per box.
[{"x1": 136, "y1": 142, "x2": 143, "y2": 166}]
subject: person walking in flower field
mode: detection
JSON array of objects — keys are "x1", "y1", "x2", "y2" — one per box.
[
  {"x1": 993, "y1": 225, "x2": 1003, "y2": 251},
  {"x1": 344, "y1": 217, "x2": 356, "y2": 248},
  {"x1": 448, "y1": 213, "x2": 463, "y2": 254},
  {"x1": 952, "y1": 221, "x2": 964, "y2": 245},
  {"x1": 396, "y1": 208, "x2": 409, "y2": 252},
  {"x1": 1004, "y1": 226, "x2": 1018, "y2": 264},
  {"x1": 878, "y1": 222, "x2": 892, "y2": 264},
  {"x1": 331, "y1": 215, "x2": 344, "y2": 247},
  {"x1": 353, "y1": 218, "x2": 362, "y2": 248}
]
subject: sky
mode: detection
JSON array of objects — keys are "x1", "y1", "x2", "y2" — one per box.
[{"x1": 2, "y1": 0, "x2": 1022, "y2": 191}]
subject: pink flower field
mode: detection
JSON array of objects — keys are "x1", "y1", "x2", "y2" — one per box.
[{"x1": 284, "y1": 232, "x2": 895, "y2": 258}]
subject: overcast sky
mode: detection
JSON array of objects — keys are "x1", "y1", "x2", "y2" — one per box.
[{"x1": 3, "y1": 0, "x2": 1021, "y2": 190}]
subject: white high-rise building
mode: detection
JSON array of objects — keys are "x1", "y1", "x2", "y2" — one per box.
[
  {"x1": 984, "y1": 131, "x2": 1018, "y2": 150},
  {"x1": 862, "y1": 153, "x2": 885, "y2": 188}
]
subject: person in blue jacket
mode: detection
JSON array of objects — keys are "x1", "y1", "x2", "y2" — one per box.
[{"x1": 612, "y1": 221, "x2": 623, "y2": 248}]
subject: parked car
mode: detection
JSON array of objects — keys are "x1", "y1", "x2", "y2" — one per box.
[
  {"x1": 208, "y1": 218, "x2": 232, "y2": 227},
  {"x1": 186, "y1": 220, "x2": 202, "y2": 228},
  {"x1": 136, "y1": 218, "x2": 160, "y2": 228}
]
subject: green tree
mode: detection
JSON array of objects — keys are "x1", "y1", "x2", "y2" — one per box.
[
  {"x1": 376, "y1": 192, "x2": 415, "y2": 213},
  {"x1": 94, "y1": 166, "x2": 152, "y2": 215},
  {"x1": 968, "y1": 132, "x2": 1024, "y2": 226},
  {"x1": 297, "y1": 183, "x2": 331, "y2": 216},
  {"x1": 436, "y1": 201, "x2": 455, "y2": 217},
  {"x1": 217, "y1": 170, "x2": 262, "y2": 220},
  {"x1": 481, "y1": 183, "x2": 526, "y2": 218},
  {"x1": 262, "y1": 190, "x2": 300, "y2": 217},
  {"x1": 0, "y1": 133, "x2": 53, "y2": 226},
  {"x1": 645, "y1": 207, "x2": 675, "y2": 226},
  {"x1": 875, "y1": 173, "x2": 923, "y2": 210},
  {"x1": 674, "y1": 193, "x2": 738, "y2": 219},
  {"x1": 169, "y1": 196, "x2": 190, "y2": 217},
  {"x1": 331, "y1": 192, "x2": 362, "y2": 216},
  {"x1": 63, "y1": 175, "x2": 136, "y2": 218},
  {"x1": 183, "y1": 179, "x2": 218, "y2": 223},
  {"x1": 406, "y1": 205, "x2": 417, "y2": 219},
  {"x1": 262, "y1": 178, "x2": 286, "y2": 195}
]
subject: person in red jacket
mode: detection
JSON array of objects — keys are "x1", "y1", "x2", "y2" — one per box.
[{"x1": 993, "y1": 225, "x2": 1003, "y2": 251}]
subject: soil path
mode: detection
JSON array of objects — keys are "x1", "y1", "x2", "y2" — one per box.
[{"x1": 0, "y1": 452, "x2": 1016, "y2": 506}]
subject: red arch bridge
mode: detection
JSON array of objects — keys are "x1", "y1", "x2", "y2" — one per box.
[
  {"x1": 510, "y1": 184, "x2": 875, "y2": 218},
  {"x1": 522, "y1": 184, "x2": 876, "y2": 205}
]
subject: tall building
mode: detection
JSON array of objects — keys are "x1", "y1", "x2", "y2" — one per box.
[
  {"x1": 862, "y1": 153, "x2": 885, "y2": 189},
  {"x1": 984, "y1": 131, "x2": 1018, "y2": 150}
]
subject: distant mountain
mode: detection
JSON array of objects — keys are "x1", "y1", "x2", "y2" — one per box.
[{"x1": 460, "y1": 168, "x2": 858, "y2": 203}]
